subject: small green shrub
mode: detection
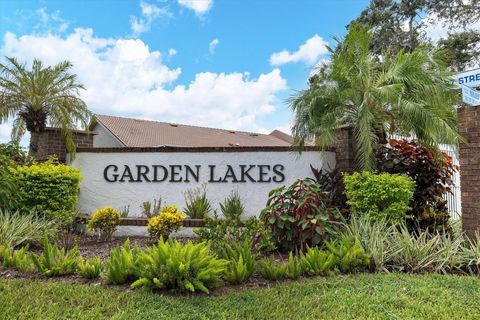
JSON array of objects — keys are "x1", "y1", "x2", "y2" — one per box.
[
  {"x1": 77, "y1": 257, "x2": 103, "y2": 279},
  {"x1": 326, "y1": 237, "x2": 370, "y2": 273},
  {"x1": 218, "y1": 240, "x2": 256, "y2": 284},
  {"x1": 2, "y1": 246, "x2": 34, "y2": 272},
  {"x1": 220, "y1": 191, "x2": 244, "y2": 221},
  {"x1": 261, "y1": 178, "x2": 342, "y2": 252},
  {"x1": 194, "y1": 214, "x2": 274, "y2": 253},
  {"x1": 147, "y1": 205, "x2": 184, "y2": 239},
  {"x1": 0, "y1": 209, "x2": 59, "y2": 248},
  {"x1": 0, "y1": 155, "x2": 19, "y2": 211},
  {"x1": 31, "y1": 237, "x2": 79, "y2": 277},
  {"x1": 285, "y1": 252, "x2": 301, "y2": 279},
  {"x1": 258, "y1": 257, "x2": 287, "y2": 281},
  {"x1": 343, "y1": 171, "x2": 414, "y2": 223},
  {"x1": 105, "y1": 239, "x2": 139, "y2": 285},
  {"x1": 88, "y1": 207, "x2": 120, "y2": 241},
  {"x1": 300, "y1": 246, "x2": 336, "y2": 276},
  {"x1": 183, "y1": 184, "x2": 212, "y2": 219},
  {"x1": 11, "y1": 159, "x2": 82, "y2": 225},
  {"x1": 132, "y1": 238, "x2": 228, "y2": 293},
  {"x1": 119, "y1": 205, "x2": 130, "y2": 218}
]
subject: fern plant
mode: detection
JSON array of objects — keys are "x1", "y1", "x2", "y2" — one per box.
[
  {"x1": 77, "y1": 257, "x2": 103, "y2": 279},
  {"x1": 300, "y1": 246, "x2": 336, "y2": 276},
  {"x1": 105, "y1": 239, "x2": 139, "y2": 284},
  {"x1": 31, "y1": 237, "x2": 79, "y2": 277},
  {"x1": 326, "y1": 237, "x2": 370, "y2": 273},
  {"x1": 258, "y1": 257, "x2": 287, "y2": 281},
  {"x1": 2, "y1": 246, "x2": 34, "y2": 272},
  {"x1": 218, "y1": 240, "x2": 255, "y2": 284},
  {"x1": 132, "y1": 238, "x2": 228, "y2": 293},
  {"x1": 285, "y1": 252, "x2": 301, "y2": 279}
]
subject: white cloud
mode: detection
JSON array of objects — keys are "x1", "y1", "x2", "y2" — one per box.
[
  {"x1": 209, "y1": 38, "x2": 219, "y2": 54},
  {"x1": 130, "y1": 1, "x2": 171, "y2": 36},
  {"x1": 168, "y1": 48, "x2": 177, "y2": 57},
  {"x1": 34, "y1": 7, "x2": 69, "y2": 34},
  {"x1": 0, "y1": 122, "x2": 12, "y2": 142},
  {"x1": 177, "y1": 0, "x2": 212, "y2": 16},
  {"x1": 270, "y1": 34, "x2": 329, "y2": 66},
  {"x1": 422, "y1": 13, "x2": 480, "y2": 43},
  {"x1": 1, "y1": 29, "x2": 287, "y2": 134}
]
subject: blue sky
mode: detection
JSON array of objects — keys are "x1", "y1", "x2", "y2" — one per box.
[{"x1": 0, "y1": 0, "x2": 369, "y2": 143}]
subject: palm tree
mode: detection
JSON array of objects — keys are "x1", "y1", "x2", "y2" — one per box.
[
  {"x1": 290, "y1": 27, "x2": 460, "y2": 171},
  {"x1": 0, "y1": 57, "x2": 91, "y2": 158}
]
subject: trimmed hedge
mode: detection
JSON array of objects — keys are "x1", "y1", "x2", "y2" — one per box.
[
  {"x1": 344, "y1": 171, "x2": 414, "y2": 223},
  {"x1": 11, "y1": 161, "x2": 82, "y2": 225}
]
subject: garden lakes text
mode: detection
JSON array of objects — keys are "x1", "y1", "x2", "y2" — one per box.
[{"x1": 103, "y1": 164, "x2": 285, "y2": 183}]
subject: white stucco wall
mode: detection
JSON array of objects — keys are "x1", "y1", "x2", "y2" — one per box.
[
  {"x1": 92, "y1": 124, "x2": 124, "y2": 148},
  {"x1": 69, "y1": 150, "x2": 335, "y2": 218}
]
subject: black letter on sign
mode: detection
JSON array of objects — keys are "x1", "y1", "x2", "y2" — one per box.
[
  {"x1": 272, "y1": 164, "x2": 285, "y2": 183},
  {"x1": 170, "y1": 165, "x2": 183, "y2": 182},
  {"x1": 184, "y1": 165, "x2": 200, "y2": 182},
  {"x1": 258, "y1": 165, "x2": 271, "y2": 183},
  {"x1": 152, "y1": 165, "x2": 168, "y2": 182},
  {"x1": 208, "y1": 165, "x2": 223, "y2": 182},
  {"x1": 136, "y1": 165, "x2": 150, "y2": 182},
  {"x1": 119, "y1": 165, "x2": 135, "y2": 182},
  {"x1": 223, "y1": 165, "x2": 239, "y2": 182},
  {"x1": 239, "y1": 165, "x2": 256, "y2": 182},
  {"x1": 104, "y1": 165, "x2": 119, "y2": 182}
]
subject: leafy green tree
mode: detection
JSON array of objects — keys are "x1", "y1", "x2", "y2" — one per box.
[
  {"x1": 350, "y1": 0, "x2": 480, "y2": 70},
  {"x1": 290, "y1": 27, "x2": 460, "y2": 171},
  {"x1": 0, "y1": 57, "x2": 91, "y2": 158}
]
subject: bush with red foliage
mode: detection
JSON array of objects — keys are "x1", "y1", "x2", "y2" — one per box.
[
  {"x1": 261, "y1": 178, "x2": 342, "y2": 253},
  {"x1": 376, "y1": 139, "x2": 457, "y2": 232}
]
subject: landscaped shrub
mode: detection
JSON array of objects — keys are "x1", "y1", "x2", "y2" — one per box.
[
  {"x1": 132, "y1": 238, "x2": 228, "y2": 293},
  {"x1": 1, "y1": 246, "x2": 35, "y2": 272},
  {"x1": 105, "y1": 239, "x2": 139, "y2": 285},
  {"x1": 261, "y1": 178, "x2": 342, "y2": 252},
  {"x1": 461, "y1": 234, "x2": 480, "y2": 275},
  {"x1": 77, "y1": 257, "x2": 103, "y2": 279},
  {"x1": 300, "y1": 246, "x2": 336, "y2": 276},
  {"x1": 310, "y1": 165, "x2": 348, "y2": 214},
  {"x1": 0, "y1": 209, "x2": 59, "y2": 248},
  {"x1": 343, "y1": 171, "x2": 414, "y2": 223},
  {"x1": 194, "y1": 213, "x2": 275, "y2": 253},
  {"x1": 285, "y1": 252, "x2": 302, "y2": 279},
  {"x1": 376, "y1": 139, "x2": 457, "y2": 232},
  {"x1": 218, "y1": 240, "x2": 256, "y2": 284},
  {"x1": 183, "y1": 184, "x2": 212, "y2": 219},
  {"x1": 31, "y1": 237, "x2": 79, "y2": 277},
  {"x1": 340, "y1": 215, "x2": 396, "y2": 272},
  {"x1": 11, "y1": 159, "x2": 82, "y2": 225},
  {"x1": 258, "y1": 257, "x2": 287, "y2": 281},
  {"x1": 220, "y1": 190, "x2": 244, "y2": 221},
  {"x1": 147, "y1": 205, "x2": 184, "y2": 239},
  {"x1": 88, "y1": 207, "x2": 120, "y2": 241},
  {"x1": 0, "y1": 155, "x2": 19, "y2": 211},
  {"x1": 326, "y1": 237, "x2": 370, "y2": 273}
]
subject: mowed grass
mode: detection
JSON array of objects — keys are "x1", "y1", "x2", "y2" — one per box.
[{"x1": 1, "y1": 273, "x2": 480, "y2": 320}]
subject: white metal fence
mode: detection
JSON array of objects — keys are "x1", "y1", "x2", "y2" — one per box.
[{"x1": 388, "y1": 135, "x2": 461, "y2": 220}]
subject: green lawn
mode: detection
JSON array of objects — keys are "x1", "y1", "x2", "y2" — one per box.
[{"x1": 1, "y1": 273, "x2": 479, "y2": 320}]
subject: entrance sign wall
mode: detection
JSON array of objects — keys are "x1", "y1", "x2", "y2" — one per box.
[{"x1": 69, "y1": 148, "x2": 335, "y2": 218}]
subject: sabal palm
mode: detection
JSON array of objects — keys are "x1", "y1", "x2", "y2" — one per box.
[
  {"x1": 290, "y1": 27, "x2": 460, "y2": 171},
  {"x1": 0, "y1": 57, "x2": 91, "y2": 157}
]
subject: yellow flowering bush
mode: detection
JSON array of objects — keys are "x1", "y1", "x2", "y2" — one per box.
[
  {"x1": 88, "y1": 206, "x2": 120, "y2": 241},
  {"x1": 147, "y1": 205, "x2": 184, "y2": 238}
]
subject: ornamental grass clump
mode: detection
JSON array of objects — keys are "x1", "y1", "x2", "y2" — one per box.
[
  {"x1": 88, "y1": 207, "x2": 120, "y2": 241},
  {"x1": 218, "y1": 240, "x2": 256, "y2": 284},
  {"x1": 77, "y1": 257, "x2": 103, "y2": 279},
  {"x1": 147, "y1": 205, "x2": 184, "y2": 239},
  {"x1": 105, "y1": 239, "x2": 139, "y2": 285},
  {"x1": 300, "y1": 246, "x2": 336, "y2": 276},
  {"x1": 183, "y1": 184, "x2": 212, "y2": 219},
  {"x1": 132, "y1": 238, "x2": 228, "y2": 293}
]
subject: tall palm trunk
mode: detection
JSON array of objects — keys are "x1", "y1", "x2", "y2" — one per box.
[{"x1": 28, "y1": 129, "x2": 41, "y2": 159}]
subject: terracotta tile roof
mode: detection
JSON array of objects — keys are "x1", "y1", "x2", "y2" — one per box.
[{"x1": 94, "y1": 114, "x2": 297, "y2": 148}]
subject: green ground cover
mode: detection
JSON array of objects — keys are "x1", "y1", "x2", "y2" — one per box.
[{"x1": 1, "y1": 273, "x2": 479, "y2": 320}]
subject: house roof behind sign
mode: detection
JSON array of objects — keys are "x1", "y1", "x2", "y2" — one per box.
[{"x1": 92, "y1": 114, "x2": 303, "y2": 148}]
